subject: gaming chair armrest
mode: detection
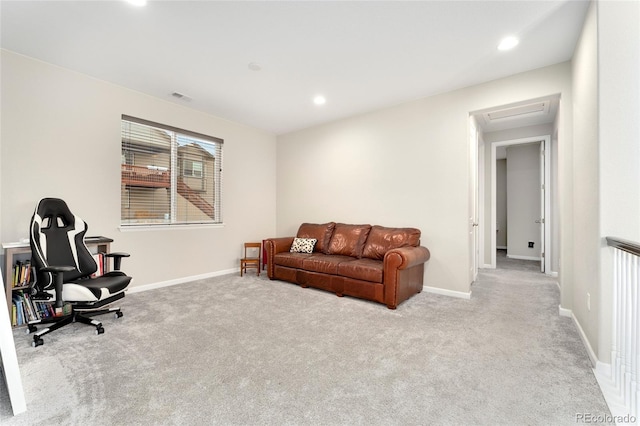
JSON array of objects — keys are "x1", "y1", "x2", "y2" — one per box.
[
  {"x1": 104, "y1": 252, "x2": 130, "y2": 271},
  {"x1": 41, "y1": 265, "x2": 75, "y2": 308}
]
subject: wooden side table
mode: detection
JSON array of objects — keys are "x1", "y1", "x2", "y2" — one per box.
[{"x1": 262, "y1": 239, "x2": 267, "y2": 270}]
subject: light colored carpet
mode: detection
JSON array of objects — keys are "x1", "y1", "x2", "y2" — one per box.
[
  {"x1": 0, "y1": 262, "x2": 612, "y2": 425},
  {"x1": 496, "y1": 248, "x2": 543, "y2": 273}
]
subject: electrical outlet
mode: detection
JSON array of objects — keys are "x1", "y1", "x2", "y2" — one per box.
[
  {"x1": 587, "y1": 293, "x2": 591, "y2": 311},
  {"x1": 528, "y1": 241, "x2": 534, "y2": 248}
]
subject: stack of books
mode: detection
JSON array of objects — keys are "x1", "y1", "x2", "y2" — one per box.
[
  {"x1": 11, "y1": 291, "x2": 71, "y2": 327},
  {"x1": 11, "y1": 260, "x2": 33, "y2": 288}
]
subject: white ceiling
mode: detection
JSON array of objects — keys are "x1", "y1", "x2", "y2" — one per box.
[{"x1": 0, "y1": 0, "x2": 589, "y2": 135}]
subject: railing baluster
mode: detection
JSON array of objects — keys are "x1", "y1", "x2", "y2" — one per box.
[{"x1": 607, "y1": 236, "x2": 640, "y2": 418}]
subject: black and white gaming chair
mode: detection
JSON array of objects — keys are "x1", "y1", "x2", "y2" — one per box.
[{"x1": 28, "y1": 198, "x2": 132, "y2": 347}]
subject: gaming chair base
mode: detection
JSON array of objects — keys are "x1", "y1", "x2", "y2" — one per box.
[{"x1": 28, "y1": 293, "x2": 125, "y2": 347}]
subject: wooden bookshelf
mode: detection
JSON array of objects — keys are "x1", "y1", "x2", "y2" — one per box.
[{"x1": 2, "y1": 236, "x2": 113, "y2": 322}]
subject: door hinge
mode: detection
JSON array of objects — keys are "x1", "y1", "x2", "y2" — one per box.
[
  {"x1": 541, "y1": 184, "x2": 545, "y2": 190},
  {"x1": 542, "y1": 252, "x2": 545, "y2": 258}
]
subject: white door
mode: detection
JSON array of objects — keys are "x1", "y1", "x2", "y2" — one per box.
[{"x1": 538, "y1": 141, "x2": 545, "y2": 272}]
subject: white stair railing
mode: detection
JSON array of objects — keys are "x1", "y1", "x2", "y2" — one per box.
[{"x1": 607, "y1": 236, "x2": 640, "y2": 418}]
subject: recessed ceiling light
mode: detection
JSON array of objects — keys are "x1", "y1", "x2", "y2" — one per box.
[
  {"x1": 313, "y1": 95, "x2": 326, "y2": 106},
  {"x1": 248, "y1": 62, "x2": 262, "y2": 71},
  {"x1": 125, "y1": 0, "x2": 147, "y2": 6},
  {"x1": 498, "y1": 36, "x2": 519, "y2": 51}
]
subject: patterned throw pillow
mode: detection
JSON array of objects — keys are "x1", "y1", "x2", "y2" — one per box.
[{"x1": 290, "y1": 238, "x2": 317, "y2": 254}]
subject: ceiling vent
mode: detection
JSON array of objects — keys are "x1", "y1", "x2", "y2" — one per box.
[
  {"x1": 483, "y1": 101, "x2": 549, "y2": 122},
  {"x1": 171, "y1": 92, "x2": 192, "y2": 102}
]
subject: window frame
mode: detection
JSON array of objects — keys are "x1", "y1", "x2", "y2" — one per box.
[{"x1": 120, "y1": 115, "x2": 223, "y2": 228}]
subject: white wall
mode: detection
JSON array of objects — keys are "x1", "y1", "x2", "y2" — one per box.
[
  {"x1": 562, "y1": 0, "x2": 640, "y2": 367},
  {"x1": 0, "y1": 50, "x2": 277, "y2": 288},
  {"x1": 506, "y1": 143, "x2": 541, "y2": 259},
  {"x1": 596, "y1": 0, "x2": 640, "y2": 363},
  {"x1": 570, "y1": 0, "x2": 600, "y2": 357},
  {"x1": 277, "y1": 62, "x2": 572, "y2": 295}
]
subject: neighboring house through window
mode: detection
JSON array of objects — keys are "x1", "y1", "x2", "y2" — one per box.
[{"x1": 121, "y1": 115, "x2": 223, "y2": 226}]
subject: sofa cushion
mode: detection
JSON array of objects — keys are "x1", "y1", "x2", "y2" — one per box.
[
  {"x1": 302, "y1": 254, "x2": 355, "y2": 275},
  {"x1": 297, "y1": 222, "x2": 336, "y2": 254},
  {"x1": 290, "y1": 237, "x2": 317, "y2": 253},
  {"x1": 362, "y1": 226, "x2": 421, "y2": 260},
  {"x1": 327, "y1": 223, "x2": 372, "y2": 258},
  {"x1": 274, "y1": 252, "x2": 313, "y2": 269},
  {"x1": 337, "y1": 258, "x2": 383, "y2": 283}
]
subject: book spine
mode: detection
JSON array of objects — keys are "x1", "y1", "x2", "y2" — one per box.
[
  {"x1": 22, "y1": 260, "x2": 31, "y2": 286},
  {"x1": 23, "y1": 293, "x2": 39, "y2": 321},
  {"x1": 16, "y1": 299, "x2": 24, "y2": 325},
  {"x1": 36, "y1": 301, "x2": 50, "y2": 319},
  {"x1": 91, "y1": 252, "x2": 105, "y2": 277},
  {"x1": 13, "y1": 261, "x2": 21, "y2": 288}
]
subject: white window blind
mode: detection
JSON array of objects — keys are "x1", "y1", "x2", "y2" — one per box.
[{"x1": 121, "y1": 115, "x2": 223, "y2": 226}]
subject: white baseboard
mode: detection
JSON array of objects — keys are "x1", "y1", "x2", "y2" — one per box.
[
  {"x1": 506, "y1": 254, "x2": 541, "y2": 261},
  {"x1": 558, "y1": 304, "x2": 572, "y2": 317},
  {"x1": 423, "y1": 286, "x2": 471, "y2": 300},
  {"x1": 481, "y1": 263, "x2": 494, "y2": 269},
  {"x1": 558, "y1": 305, "x2": 638, "y2": 424},
  {"x1": 547, "y1": 271, "x2": 558, "y2": 277},
  {"x1": 570, "y1": 310, "x2": 598, "y2": 367},
  {"x1": 128, "y1": 268, "x2": 238, "y2": 294},
  {"x1": 497, "y1": 246, "x2": 507, "y2": 250},
  {"x1": 561, "y1": 306, "x2": 638, "y2": 423}
]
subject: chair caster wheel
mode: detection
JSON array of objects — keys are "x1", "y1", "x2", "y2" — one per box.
[
  {"x1": 115, "y1": 311, "x2": 123, "y2": 319},
  {"x1": 96, "y1": 326, "x2": 105, "y2": 335},
  {"x1": 26, "y1": 324, "x2": 38, "y2": 334},
  {"x1": 33, "y1": 337, "x2": 44, "y2": 347}
]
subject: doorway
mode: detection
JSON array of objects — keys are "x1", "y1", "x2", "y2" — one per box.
[
  {"x1": 470, "y1": 95, "x2": 559, "y2": 279},
  {"x1": 490, "y1": 136, "x2": 550, "y2": 272}
]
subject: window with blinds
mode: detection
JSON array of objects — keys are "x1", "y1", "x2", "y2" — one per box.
[{"x1": 121, "y1": 115, "x2": 223, "y2": 226}]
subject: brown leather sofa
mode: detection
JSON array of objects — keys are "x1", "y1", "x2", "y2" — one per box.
[{"x1": 265, "y1": 222, "x2": 431, "y2": 309}]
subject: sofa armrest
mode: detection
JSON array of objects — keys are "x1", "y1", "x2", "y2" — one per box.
[
  {"x1": 384, "y1": 246, "x2": 430, "y2": 270},
  {"x1": 383, "y1": 246, "x2": 431, "y2": 309},
  {"x1": 264, "y1": 237, "x2": 295, "y2": 278}
]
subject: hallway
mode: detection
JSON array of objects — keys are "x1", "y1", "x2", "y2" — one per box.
[
  {"x1": 495, "y1": 248, "x2": 542, "y2": 273},
  {"x1": 475, "y1": 255, "x2": 612, "y2": 423}
]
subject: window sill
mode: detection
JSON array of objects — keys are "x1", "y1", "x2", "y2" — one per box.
[{"x1": 118, "y1": 223, "x2": 225, "y2": 232}]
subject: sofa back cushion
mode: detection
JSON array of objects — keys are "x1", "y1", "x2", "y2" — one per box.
[
  {"x1": 297, "y1": 222, "x2": 336, "y2": 254},
  {"x1": 327, "y1": 223, "x2": 372, "y2": 258},
  {"x1": 362, "y1": 226, "x2": 421, "y2": 260}
]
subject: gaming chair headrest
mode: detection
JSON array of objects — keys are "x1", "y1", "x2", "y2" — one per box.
[{"x1": 34, "y1": 198, "x2": 75, "y2": 229}]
